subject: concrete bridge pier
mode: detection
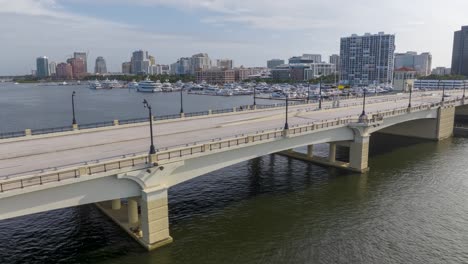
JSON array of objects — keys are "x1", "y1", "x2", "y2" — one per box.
[
  {"x1": 140, "y1": 188, "x2": 173, "y2": 250},
  {"x1": 307, "y1": 145, "x2": 313, "y2": 158},
  {"x1": 328, "y1": 143, "x2": 336, "y2": 162},
  {"x1": 111, "y1": 199, "x2": 121, "y2": 210},
  {"x1": 348, "y1": 135, "x2": 370, "y2": 173}
]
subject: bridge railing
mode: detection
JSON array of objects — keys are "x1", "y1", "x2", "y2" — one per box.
[
  {"x1": 0, "y1": 94, "x2": 405, "y2": 140},
  {"x1": 0, "y1": 97, "x2": 463, "y2": 193}
]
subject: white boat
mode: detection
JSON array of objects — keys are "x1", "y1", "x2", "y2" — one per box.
[
  {"x1": 111, "y1": 79, "x2": 123, "y2": 89},
  {"x1": 162, "y1": 80, "x2": 173, "y2": 92},
  {"x1": 127, "y1": 80, "x2": 139, "y2": 89},
  {"x1": 89, "y1": 80, "x2": 102, "y2": 89},
  {"x1": 102, "y1": 78, "x2": 113, "y2": 89},
  {"x1": 137, "y1": 78, "x2": 162, "y2": 93}
]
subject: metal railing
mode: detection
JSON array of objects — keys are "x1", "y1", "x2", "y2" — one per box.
[
  {"x1": 0, "y1": 92, "x2": 450, "y2": 140},
  {"x1": 0, "y1": 99, "x2": 460, "y2": 192},
  {"x1": 31, "y1": 126, "x2": 74, "y2": 135},
  {"x1": 0, "y1": 97, "x2": 463, "y2": 193}
]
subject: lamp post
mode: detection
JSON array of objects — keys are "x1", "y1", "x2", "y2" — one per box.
[
  {"x1": 408, "y1": 84, "x2": 412, "y2": 108},
  {"x1": 307, "y1": 84, "x2": 310, "y2": 104},
  {"x1": 72, "y1": 91, "x2": 77, "y2": 125},
  {"x1": 143, "y1": 99, "x2": 156, "y2": 154},
  {"x1": 442, "y1": 80, "x2": 445, "y2": 102},
  {"x1": 180, "y1": 87, "x2": 184, "y2": 114},
  {"x1": 463, "y1": 81, "x2": 466, "y2": 100},
  {"x1": 359, "y1": 89, "x2": 367, "y2": 122},
  {"x1": 253, "y1": 86, "x2": 257, "y2": 107},
  {"x1": 318, "y1": 73, "x2": 322, "y2": 109},
  {"x1": 284, "y1": 94, "x2": 289, "y2": 130}
]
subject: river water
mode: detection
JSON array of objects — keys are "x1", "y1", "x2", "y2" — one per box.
[{"x1": 0, "y1": 83, "x2": 467, "y2": 264}]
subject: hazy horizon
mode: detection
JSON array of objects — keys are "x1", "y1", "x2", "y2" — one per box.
[{"x1": 0, "y1": 0, "x2": 466, "y2": 75}]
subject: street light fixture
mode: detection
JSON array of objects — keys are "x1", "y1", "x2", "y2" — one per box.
[
  {"x1": 359, "y1": 89, "x2": 367, "y2": 122},
  {"x1": 442, "y1": 80, "x2": 445, "y2": 102},
  {"x1": 180, "y1": 87, "x2": 184, "y2": 114},
  {"x1": 408, "y1": 84, "x2": 412, "y2": 108},
  {"x1": 318, "y1": 73, "x2": 323, "y2": 109},
  {"x1": 253, "y1": 86, "x2": 257, "y2": 106},
  {"x1": 72, "y1": 91, "x2": 77, "y2": 125},
  {"x1": 143, "y1": 99, "x2": 156, "y2": 154},
  {"x1": 284, "y1": 94, "x2": 289, "y2": 130},
  {"x1": 463, "y1": 81, "x2": 466, "y2": 100}
]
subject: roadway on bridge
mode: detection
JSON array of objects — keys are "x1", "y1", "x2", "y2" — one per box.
[{"x1": 0, "y1": 91, "x2": 457, "y2": 178}]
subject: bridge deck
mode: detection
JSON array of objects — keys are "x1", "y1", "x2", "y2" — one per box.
[{"x1": 0, "y1": 92, "x2": 456, "y2": 179}]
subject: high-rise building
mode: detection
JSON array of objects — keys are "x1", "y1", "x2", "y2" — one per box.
[
  {"x1": 190, "y1": 53, "x2": 211, "y2": 74},
  {"x1": 67, "y1": 58, "x2": 86, "y2": 79},
  {"x1": 94, "y1": 56, "x2": 107, "y2": 74},
  {"x1": 171, "y1": 57, "x2": 191, "y2": 75},
  {"x1": 304, "y1": 63, "x2": 337, "y2": 80},
  {"x1": 329, "y1": 54, "x2": 340, "y2": 72},
  {"x1": 289, "y1": 54, "x2": 321, "y2": 64},
  {"x1": 48, "y1": 61, "x2": 56, "y2": 76},
  {"x1": 216, "y1": 59, "x2": 233, "y2": 70},
  {"x1": 56, "y1": 63, "x2": 73, "y2": 79},
  {"x1": 131, "y1": 50, "x2": 151, "y2": 74},
  {"x1": 122, "y1": 62, "x2": 131, "y2": 74},
  {"x1": 150, "y1": 64, "x2": 170, "y2": 75},
  {"x1": 148, "y1": 55, "x2": 156, "y2": 66},
  {"x1": 451, "y1": 26, "x2": 468, "y2": 76},
  {"x1": 73, "y1": 52, "x2": 88, "y2": 73},
  {"x1": 36, "y1": 56, "x2": 49, "y2": 78},
  {"x1": 267, "y1": 59, "x2": 285, "y2": 69},
  {"x1": 432, "y1": 67, "x2": 451, "y2": 76},
  {"x1": 340, "y1": 32, "x2": 395, "y2": 85},
  {"x1": 394, "y1": 52, "x2": 432, "y2": 76}
]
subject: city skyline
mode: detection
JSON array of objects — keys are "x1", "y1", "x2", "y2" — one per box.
[{"x1": 1, "y1": 0, "x2": 467, "y2": 75}]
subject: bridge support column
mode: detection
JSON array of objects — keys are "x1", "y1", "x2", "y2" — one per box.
[
  {"x1": 349, "y1": 135, "x2": 370, "y2": 173},
  {"x1": 307, "y1": 145, "x2": 313, "y2": 158},
  {"x1": 111, "y1": 199, "x2": 121, "y2": 210},
  {"x1": 328, "y1": 143, "x2": 336, "y2": 162},
  {"x1": 127, "y1": 198, "x2": 139, "y2": 228},
  {"x1": 140, "y1": 188, "x2": 173, "y2": 250}
]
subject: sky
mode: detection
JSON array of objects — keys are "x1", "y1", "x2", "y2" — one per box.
[{"x1": 0, "y1": 0, "x2": 466, "y2": 75}]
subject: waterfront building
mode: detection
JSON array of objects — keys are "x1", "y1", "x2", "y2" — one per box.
[
  {"x1": 394, "y1": 52, "x2": 432, "y2": 76},
  {"x1": 432, "y1": 67, "x2": 452, "y2": 76},
  {"x1": 131, "y1": 50, "x2": 151, "y2": 74},
  {"x1": 393, "y1": 67, "x2": 416, "y2": 91},
  {"x1": 67, "y1": 58, "x2": 86, "y2": 79},
  {"x1": 73, "y1": 52, "x2": 88, "y2": 73},
  {"x1": 329, "y1": 54, "x2": 340, "y2": 72},
  {"x1": 36, "y1": 56, "x2": 49, "y2": 78},
  {"x1": 196, "y1": 68, "x2": 235, "y2": 84},
  {"x1": 233, "y1": 67, "x2": 266, "y2": 82},
  {"x1": 150, "y1": 64, "x2": 170, "y2": 75},
  {"x1": 171, "y1": 57, "x2": 191, "y2": 75},
  {"x1": 56, "y1": 63, "x2": 73, "y2": 79},
  {"x1": 122, "y1": 62, "x2": 132, "y2": 74},
  {"x1": 48, "y1": 61, "x2": 56, "y2": 76},
  {"x1": 340, "y1": 32, "x2": 395, "y2": 86},
  {"x1": 190, "y1": 53, "x2": 212, "y2": 74},
  {"x1": 216, "y1": 59, "x2": 233, "y2": 70},
  {"x1": 267, "y1": 59, "x2": 285, "y2": 69},
  {"x1": 414, "y1": 79, "x2": 468, "y2": 90},
  {"x1": 148, "y1": 55, "x2": 156, "y2": 66},
  {"x1": 304, "y1": 63, "x2": 337, "y2": 80},
  {"x1": 94, "y1": 56, "x2": 107, "y2": 74},
  {"x1": 271, "y1": 64, "x2": 291, "y2": 81},
  {"x1": 289, "y1": 54, "x2": 321, "y2": 64},
  {"x1": 451, "y1": 26, "x2": 468, "y2": 77}
]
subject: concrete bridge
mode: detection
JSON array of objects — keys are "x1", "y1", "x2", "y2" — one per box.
[{"x1": 0, "y1": 91, "x2": 467, "y2": 250}]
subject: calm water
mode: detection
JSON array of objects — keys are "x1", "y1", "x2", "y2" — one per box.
[{"x1": 0, "y1": 83, "x2": 467, "y2": 264}]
